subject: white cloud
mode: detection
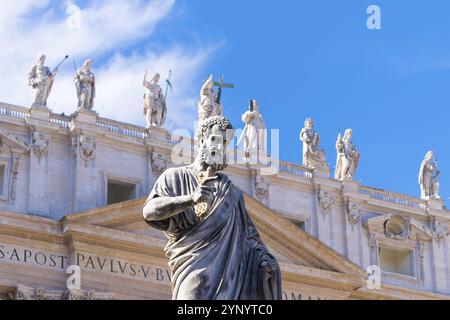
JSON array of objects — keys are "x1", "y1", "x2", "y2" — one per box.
[{"x1": 0, "y1": 0, "x2": 220, "y2": 130}]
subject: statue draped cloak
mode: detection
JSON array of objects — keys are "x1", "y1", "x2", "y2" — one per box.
[
  {"x1": 28, "y1": 65, "x2": 54, "y2": 108},
  {"x1": 300, "y1": 128, "x2": 326, "y2": 167},
  {"x1": 145, "y1": 166, "x2": 282, "y2": 300}
]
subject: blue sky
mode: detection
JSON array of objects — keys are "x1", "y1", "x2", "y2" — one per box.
[{"x1": 0, "y1": 0, "x2": 448, "y2": 204}]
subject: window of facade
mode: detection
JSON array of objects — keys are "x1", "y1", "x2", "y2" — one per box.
[
  {"x1": 379, "y1": 247, "x2": 414, "y2": 277},
  {"x1": 107, "y1": 179, "x2": 137, "y2": 205}
]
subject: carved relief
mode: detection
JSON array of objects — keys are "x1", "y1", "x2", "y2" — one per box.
[
  {"x1": 8, "y1": 285, "x2": 61, "y2": 300},
  {"x1": 31, "y1": 131, "x2": 49, "y2": 161},
  {"x1": 346, "y1": 201, "x2": 361, "y2": 227},
  {"x1": 8, "y1": 285, "x2": 114, "y2": 300},
  {"x1": 318, "y1": 189, "x2": 335, "y2": 216},
  {"x1": 384, "y1": 214, "x2": 410, "y2": 240},
  {"x1": 151, "y1": 152, "x2": 167, "y2": 176},
  {"x1": 79, "y1": 134, "x2": 96, "y2": 167},
  {"x1": 427, "y1": 218, "x2": 449, "y2": 243},
  {"x1": 254, "y1": 175, "x2": 270, "y2": 202},
  {"x1": 9, "y1": 157, "x2": 19, "y2": 201},
  {"x1": 63, "y1": 289, "x2": 114, "y2": 300}
]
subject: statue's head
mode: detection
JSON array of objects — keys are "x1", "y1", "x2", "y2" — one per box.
[
  {"x1": 196, "y1": 116, "x2": 234, "y2": 171},
  {"x1": 83, "y1": 59, "x2": 93, "y2": 71},
  {"x1": 304, "y1": 118, "x2": 314, "y2": 129},
  {"x1": 203, "y1": 74, "x2": 214, "y2": 91},
  {"x1": 152, "y1": 73, "x2": 161, "y2": 83},
  {"x1": 425, "y1": 150, "x2": 434, "y2": 161},
  {"x1": 38, "y1": 54, "x2": 46, "y2": 65},
  {"x1": 344, "y1": 129, "x2": 353, "y2": 140}
]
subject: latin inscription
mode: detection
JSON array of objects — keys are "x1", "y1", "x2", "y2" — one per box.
[
  {"x1": 0, "y1": 243, "x2": 330, "y2": 299},
  {"x1": 0, "y1": 243, "x2": 171, "y2": 283}
]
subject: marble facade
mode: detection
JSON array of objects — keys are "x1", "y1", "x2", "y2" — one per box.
[{"x1": 0, "y1": 101, "x2": 449, "y2": 300}]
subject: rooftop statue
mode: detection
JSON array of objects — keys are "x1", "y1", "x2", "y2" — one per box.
[
  {"x1": 143, "y1": 116, "x2": 282, "y2": 300},
  {"x1": 27, "y1": 54, "x2": 64, "y2": 109},
  {"x1": 74, "y1": 59, "x2": 96, "y2": 111},
  {"x1": 300, "y1": 118, "x2": 327, "y2": 169},
  {"x1": 142, "y1": 71, "x2": 167, "y2": 128},
  {"x1": 334, "y1": 129, "x2": 360, "y2": 181},
  {"x1": 418, "y1": 151, "x2": 441, "y2": 200},
  {"x1": 197, "y1": 75, "x2": 222, "y2": 121},
  {"x1": 238, "y1": 99, "x2": 267, "y2": 164}
]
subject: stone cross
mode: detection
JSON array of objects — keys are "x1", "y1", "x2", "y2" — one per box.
[{"x1": 213, "y1": 74, "x2": 234, "y2": 104}]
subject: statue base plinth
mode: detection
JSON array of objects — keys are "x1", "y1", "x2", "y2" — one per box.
[
  {"x1": 147, "y1": 126, "x2": 170, "y2": 144},
  {"x1": 342, "y1": 179, "x2": 360, "y2": 194},
  {"x1": 70, "y1": 108, "x2": 98, "y2": 125},
  {"x1": 427, "y1": 198, "x2": 444, "y2": 211},
  {"x1": 30, "y1": 107, "x2": 51, "y2": 120},
  {"x1": 312, "y1": 165, "x2": 330, "y2": 178}
]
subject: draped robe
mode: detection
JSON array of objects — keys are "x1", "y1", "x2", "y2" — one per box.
[{"x1": 145, "y1": 166, "x2": 282, "y2": 300}]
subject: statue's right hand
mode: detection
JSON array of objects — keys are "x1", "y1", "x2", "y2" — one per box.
[{"x1": 191, "y1": 185, "x2": 216, "y2": 204}]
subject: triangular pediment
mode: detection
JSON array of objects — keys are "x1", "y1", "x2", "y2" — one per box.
[
  {"x1": 0, "y1": 128, "x2": 30, "y2": 153},
  {"x1": 63, "y1": 193, "x2": 366, "y2": 277}
]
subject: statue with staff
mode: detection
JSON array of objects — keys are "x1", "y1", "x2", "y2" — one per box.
[
  {"x1": 334, "y1": 129, "x2": 360, "y2": 181},
  {"x1": 27, "y1": 54, "x2": 69, "y2": 109},
  {"x1": 237, "y1": 99, "x2": 267, "y2": 164}
]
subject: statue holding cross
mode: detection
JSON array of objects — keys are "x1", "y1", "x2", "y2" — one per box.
[{"x1": 197, "y1": 74, "x2": 234, "y2": 121}]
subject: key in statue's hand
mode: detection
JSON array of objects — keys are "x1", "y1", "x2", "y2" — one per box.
[
  {"x1": 192, "y1": 184, "x2": 215, "y2": 205},
  {"x1": 193, "y1": 174, "x2": 217, "y2": 219}
]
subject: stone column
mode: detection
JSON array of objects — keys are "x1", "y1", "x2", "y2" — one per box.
[
  {"x1": 343, "y1": 199, "x2": 362, "y2": 265},
  {"x1": 315, "y1": 187, "x2": 335, "y2": 248},
  {"x1": 429, "y1": 219, "x2": 449, "y2": 292},
  {"x1": 28, "y1": 131, "x2": 50, "y2": 216},
  {"x1": 69, "y1": 110, "x2": 98, "y2": 213}
]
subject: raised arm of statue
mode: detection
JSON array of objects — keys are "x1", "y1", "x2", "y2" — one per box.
[{"x1": 143, "y1": 71, "x2": 150, "y2": 89}]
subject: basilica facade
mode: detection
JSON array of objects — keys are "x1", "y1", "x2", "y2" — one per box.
[{"x1": 0, "y1": 97, "x2": 449, "y2": 299}]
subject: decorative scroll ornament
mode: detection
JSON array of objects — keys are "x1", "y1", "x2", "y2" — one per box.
[
  {"x1": 79, "y1": 134, "x2": 96, "y2": 167},
  {"x1": 254, "y1": 175, "x2": 270, "y2": 202},
  {"x1": 31, "y1": 132, "x2": 49, "y2": 161},
  {"x1": 429, "y1": 219, "x2": 449, "y2": 243},
  {"x1": 318, "y1": 189, "x2": 335, "y2": 216},
  {"x1": 346, "y1": 201, "x2": 361, "y2": 227},
  {"x1": 151, "y1": 152, "x2": 167, "y2": 176}
]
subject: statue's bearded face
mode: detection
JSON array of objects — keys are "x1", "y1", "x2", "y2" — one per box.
[{"x1": 200, "y1": 125, "x2": 229, "y2": 171}]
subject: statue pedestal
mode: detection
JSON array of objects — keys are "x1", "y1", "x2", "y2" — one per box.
[
  {"x1": 428, "y1": 198, "x2": 444, "y2": 211},
  {"x1": 147, "y1": 126, "x2": 170, "y2": 144},
  {"x1": 313, "y1": 165, "x2": 330, "y2": 178},
  {"x1": 342, "y1": 180, "x2": 360, "y2": 194},
  {"x1": 30, "y1": 107, "x2": 51, "y2": 121},
  {"x1": 70, "y1": 109, "x2": 98, "y2": 125}
]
